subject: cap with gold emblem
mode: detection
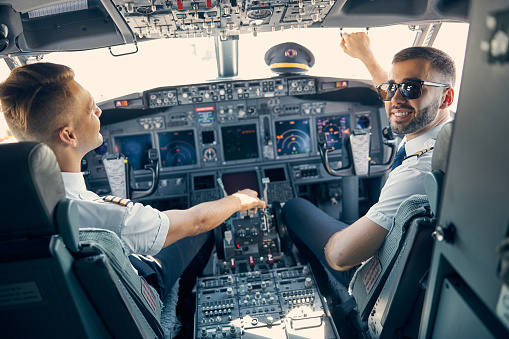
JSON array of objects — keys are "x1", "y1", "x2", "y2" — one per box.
[{"x1": 264, "y1": 42, "x2": 315, "y2": 74}]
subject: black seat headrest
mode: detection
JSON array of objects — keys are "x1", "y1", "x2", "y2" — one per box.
[
  {"x1": 432, "y1": 121, "x2": 454, "y2": 173},
  {"x1": 0, "y1": 142, "x2": 65, "y2": 240}
]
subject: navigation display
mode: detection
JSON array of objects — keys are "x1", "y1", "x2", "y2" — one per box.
[
  {"x1": 158, "y1": 130, "x2": 197, "y2": 167},
  {"x1": 221, "y1": 124, "x2": 259, "y2": 162},
  {"x1": 316, "y1": 115, "x2": 351, "y2": 150},
  {"x1": 114, "y1": 134, "x2": 153, "y2": 170},
  {"x1": 275, "y1": 119, "x2": 311, "y2": 156}
]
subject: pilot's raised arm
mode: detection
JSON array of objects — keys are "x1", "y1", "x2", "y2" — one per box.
[{"x1": 340, "y1": 32, "x2": 389, "y2": 86}]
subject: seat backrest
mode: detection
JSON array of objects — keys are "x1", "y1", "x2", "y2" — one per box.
[
  {"x1": 0, "y1": 142, "x2": 163, "y2": 338},
  {"x1": 348, "y1": 121, "x2": 453, "y2": 338}
]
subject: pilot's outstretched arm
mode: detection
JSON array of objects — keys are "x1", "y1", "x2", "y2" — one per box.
[
  {"x1": 340, "y1": 32, "x2": 389, "y2": 87},
  {"x1": 162, "y1": 189, "x2": 265, "y2": 247}
]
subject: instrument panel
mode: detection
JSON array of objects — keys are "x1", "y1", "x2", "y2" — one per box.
[{"x1": 85, "y1": 75, "x2": 386, "y2": 205}]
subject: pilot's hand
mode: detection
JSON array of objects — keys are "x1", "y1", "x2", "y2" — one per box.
[
  {"x1": 340, "y1": 32, "x2": 374, "y2": 62},
  {"x1": 232, "y1": 189, "x2": 266, "y2": 213}
]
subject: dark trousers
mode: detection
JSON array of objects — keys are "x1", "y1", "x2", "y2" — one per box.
[
  {"x1": 129, "y1": 231, "x2": 214, "y2": 300},
  {"x1": 282, "y1": 197, "x2": 356, "y2": 287}
]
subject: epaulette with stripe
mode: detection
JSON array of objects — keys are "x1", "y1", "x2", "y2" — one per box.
[
  {"x1": 404, "y1": 147, "x2": 434, "y2": 161},
  {"x1": 103, "y1": 195, "x2": 133, "y2": 207}
]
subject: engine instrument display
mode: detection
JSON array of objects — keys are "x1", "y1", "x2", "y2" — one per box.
[
  {"x1": 316, "y1": 115, "x2": 351, "y2": 150},
  {"x1": 114, "y1": 133, "x2": 153, "y2": 170},
  {"x1": 158, "y1": 130, "x2": 197, "y2": 167},
  {"x1": 221, "y1": 124, "x2": 259, "y2": 162},
  {"x1": 275, "y1": 119, "x2": 311, "y2": 156}
]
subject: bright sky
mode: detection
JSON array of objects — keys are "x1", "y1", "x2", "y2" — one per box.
[{"x1": 0, "y1": 23, "x2": 469, "y2": 140}]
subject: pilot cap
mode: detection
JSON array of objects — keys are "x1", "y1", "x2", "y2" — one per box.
[{"x1": 264, "y1": 42, "x2": 315, "y2": 74}]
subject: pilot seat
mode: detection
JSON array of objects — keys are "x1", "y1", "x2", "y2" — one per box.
[
  {"x1": 324, "y1": 122, "x2": 453, "y2": 339},
  {"x1": 0, "y1": 142, "x2": 179, "y2": 338}
]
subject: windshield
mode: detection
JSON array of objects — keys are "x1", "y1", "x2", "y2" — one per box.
[
  {"x1": 41, "y1": 25, "x2": 418, "y2": 102},
  {"x1": 0, "y1": 22, "x2": 469, "y2": 141}
]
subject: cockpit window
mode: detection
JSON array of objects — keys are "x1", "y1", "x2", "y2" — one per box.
[
  {"x1": 0, "y1": 22, "x2": 468, "y2": 141},
  {"x1": 36, "y1": 25, "x2": 421, "y2": 102}
]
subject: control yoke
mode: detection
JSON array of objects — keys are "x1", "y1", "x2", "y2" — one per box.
[
  {"x1": 131, "y1": 149, "x2": 159, "y2": 199},
  {"x1": 318, "y1": 126, "x2": 397, "y2": 177},
  {"x1": 102, "y1": 149, "x2": 159, "y2": 199}
]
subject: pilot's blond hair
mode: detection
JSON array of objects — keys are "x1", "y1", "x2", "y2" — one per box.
[{"x1": 0, "y1": 62, "x2": 76, "y2": 144}]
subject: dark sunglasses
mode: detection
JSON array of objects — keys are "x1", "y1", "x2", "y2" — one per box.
[{"x1": 376, "y1": 80, "x2": 450, "y2": 101}]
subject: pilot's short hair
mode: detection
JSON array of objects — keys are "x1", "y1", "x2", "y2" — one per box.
[
  {"x1": 393, "y1": 47, "x2": 456, "y2": 87},
  {"x1": 0, "y1": 62, "x2": 75, "y2": 143}
]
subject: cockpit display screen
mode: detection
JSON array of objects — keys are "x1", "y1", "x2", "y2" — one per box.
[
  {"x1": 275, "y1": 119, "x2": 311, "y2": 156},
  {"x1": 158, "y1": 130, "x2": 197, "y2": 167},
  {"x1": 114, "y1": 134, "x2": 153, "y2": 170},
  {"x1": 316, "y1": 115, "x2": 351, "y2": 150},
  {"x1": 196, "y1": 106, "x2": 214, "y2": 125},
  {"x1": 221, "y1": 124, "x2": 259, "y2": 162},
  {"x1": 222, "y1": 171, "x2": 260, "y2": 196}
]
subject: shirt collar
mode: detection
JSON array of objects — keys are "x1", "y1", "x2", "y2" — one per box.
[
  {"x1": 403, "y1": 119, "x2": 452, "y2": 156},
  {"x1": 61, "y1": 172, "x2": 87, "y2": 192}
]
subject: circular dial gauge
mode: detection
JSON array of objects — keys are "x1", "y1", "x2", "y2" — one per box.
[{"x1": 203, "y1": 147, "x2": 217, "y2": 162}]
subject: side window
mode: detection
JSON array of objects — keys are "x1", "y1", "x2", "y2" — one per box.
[{"x1": 432, "y1": 22, "x2": 470, "y2": 113}]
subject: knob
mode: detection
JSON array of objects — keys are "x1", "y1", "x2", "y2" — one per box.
[
  {"x1": 433, "y1": 222, "x2": 456, "y2": 243},
  {"x1": 302, "y1": 266, "x2": 310, "y2": 275},
  {"x1": 227, "y1": 287, "x2": 234, "y2": 297},
  {"x1": 250, "y1": 228, "x2": 259, "y2": 237},
  {"x1": 267, "y1": 316, "x2": 274, "y2": 324},
  {"x1": 305, "y1": 277, "x2": 312, "y2": 288}
]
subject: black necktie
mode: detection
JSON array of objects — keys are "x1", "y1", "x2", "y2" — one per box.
[{"x1": 391, "y1": 142, "x2": 406, "y2": 171}]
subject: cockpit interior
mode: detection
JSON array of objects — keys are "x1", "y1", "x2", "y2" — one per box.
[{"x1": 0, "y1": 0, "x2": 508, "y2": 338}]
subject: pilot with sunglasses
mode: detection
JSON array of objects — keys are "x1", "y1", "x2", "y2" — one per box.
[{"x1": 282, "y1": 32, "x2": 455, "y2": 287}]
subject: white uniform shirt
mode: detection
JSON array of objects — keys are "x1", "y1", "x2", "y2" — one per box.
[
  {"x1": 365, "y1": 120, "x2": 451, "y2": 231},
  {"x1": 61, "y1": 172, "x2": 169, "y2": 256}
]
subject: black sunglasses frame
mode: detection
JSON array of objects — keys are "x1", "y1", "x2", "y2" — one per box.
[{"x1": 376, "y1": 80, "x2": 450, "y2": 101}]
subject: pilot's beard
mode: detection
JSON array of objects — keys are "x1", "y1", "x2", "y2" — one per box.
[{"x1": 390, "y1": 100, "x2": 440, "y2": 135}]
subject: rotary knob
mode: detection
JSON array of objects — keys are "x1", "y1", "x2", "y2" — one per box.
[{"x1": 203, "y1": 148, "x2": 217, "y2": 161}]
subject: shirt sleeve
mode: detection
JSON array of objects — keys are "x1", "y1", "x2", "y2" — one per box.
[
  {"x1": 72, "y1": 195, "x2": 169, "y2": 256},
  {"x1": 365, "y1": 153, "x2": 431, "y2": 231}
]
